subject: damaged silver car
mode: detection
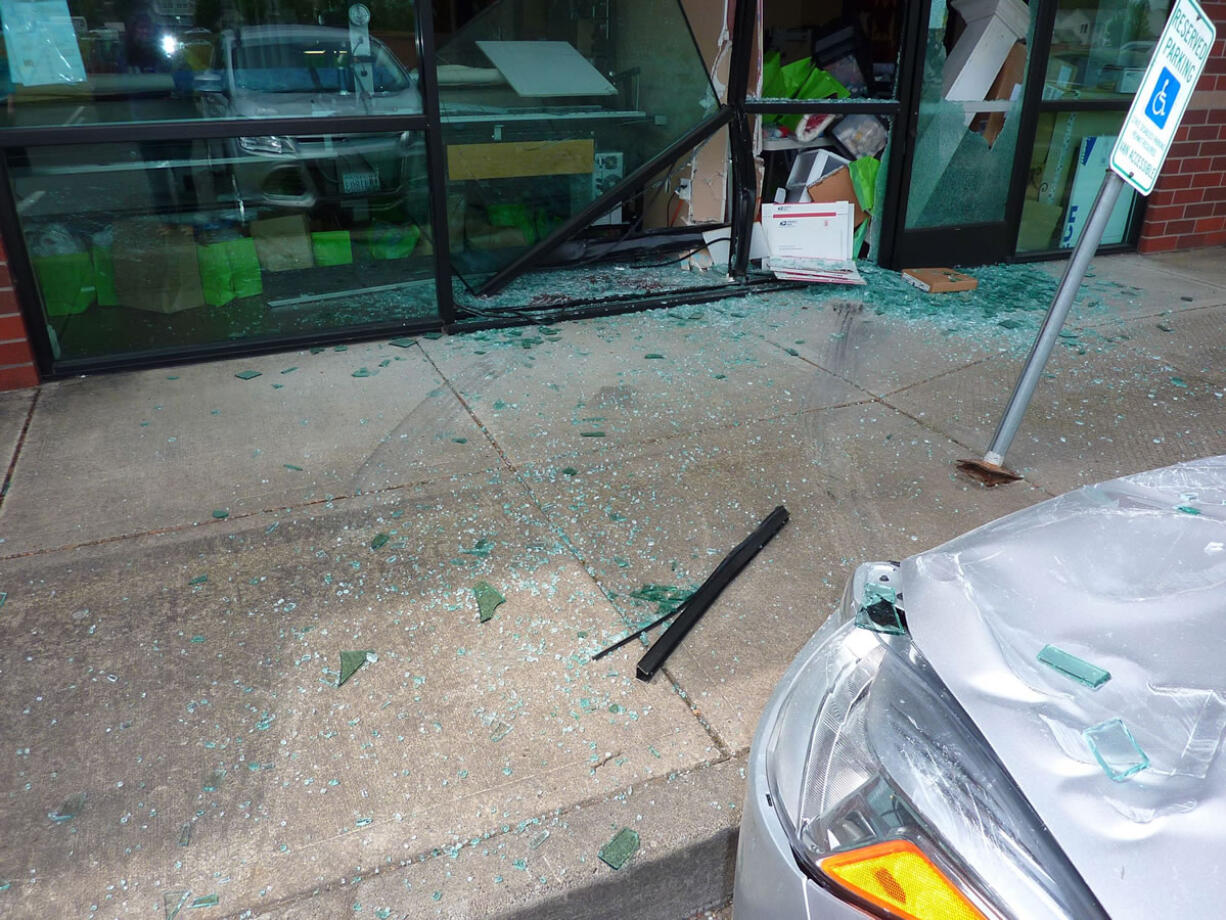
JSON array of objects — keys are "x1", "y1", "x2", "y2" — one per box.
[{"x1": 735, "y1": 457, "x2": 1226, "y2": 920}]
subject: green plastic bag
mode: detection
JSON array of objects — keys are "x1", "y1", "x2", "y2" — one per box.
[
  {"x1": 486, "y1": 203, "x2": 537, "y2": 245},
  {"x1": 33, "y1": 252, "x2": 95, "y2": 316},
  {"x1": 92, "y1": 247, "x2": 118, "y2": 307},
  {"x1": 848, "y1": 156, "x2": 881, "y2": 213},
  {"x1": 197, "y1": 237, "x2": 265, "y2": 306},
  {"x1": 197, "y1": 240, "x2": 234, "y2": 307},
  {"x1": 312, "y1": 230, "x2": 353, "y2": 267},
  {"x1": 365, "y1": 222, "x2": 421, "y2": 260},
  {"x1": 226, "y1": 238, "x2": 262, "y2": 299}
]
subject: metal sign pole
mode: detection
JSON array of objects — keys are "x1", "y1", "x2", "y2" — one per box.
[
  {"x1": 958, "y1": 171, "x2": 1125, "y2": 484},
  {"x1": 959, "y1": 0, "x2": 1213, "y2": 486}
]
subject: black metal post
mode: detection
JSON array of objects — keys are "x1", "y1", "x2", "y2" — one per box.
[{"x1": 414, "y1": 0, "x2": 456, "y2": 324}]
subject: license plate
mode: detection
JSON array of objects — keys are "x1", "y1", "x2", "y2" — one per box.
[{"x1": 342, "y1": 170, "x2": 380, "y2": 194}]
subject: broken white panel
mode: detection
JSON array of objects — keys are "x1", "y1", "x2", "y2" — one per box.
[{"x1": 943, "y1": 0, "x2": 1030, "y2": 102}]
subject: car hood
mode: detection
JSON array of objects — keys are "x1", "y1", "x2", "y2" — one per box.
[
  {"x1": 903, "y1": 456, "x2": 1226, "y2": 920},
  {"x1": 228, "y1": 88, "x2": 421, "y2": 119}
]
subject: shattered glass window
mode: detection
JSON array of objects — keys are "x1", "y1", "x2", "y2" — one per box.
[
  {"x1": 905, "y1": 0, "x2": 1034, "y2": 230},
  {"x1": 754, "y1": 0, "x2": 904, "y2": 102},
  {"x1": 434, "y1": 0, "x2": 718, "y2": 289}
]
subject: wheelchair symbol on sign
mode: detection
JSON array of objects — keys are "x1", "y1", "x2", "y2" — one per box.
[
  {"x1": 1145, "y1": 67, "x2": 1179, "y2": 130},
  {"x1": 1151, "y1": 82, "x2": 1168, "y2": 119}
]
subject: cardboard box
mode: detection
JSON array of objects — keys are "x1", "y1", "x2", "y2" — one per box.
[
  {"x1": 252, "y1": 215, "x2": 314, "y2": 272},
  {"x1": 982, "y1": 41, "x2": 1026, "y2": 146},
  {"x1": 113, "y1": 220, "x2": 205, "y2": 314},
  {"x1": 784, "y1": 149, "x2": 848, "y2": 203},
  {"x1": 806, "y1": 165, "x2": 866, "y2": 226},
  {"x1": 902, "y1": 267, "x2": 979, "y2": 293},
  {"x1": 1061, "y1": 135, "x2": 1133, "y2": 248}
]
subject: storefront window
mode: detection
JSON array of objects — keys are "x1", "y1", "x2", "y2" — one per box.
[
  {"x1": 1017, "y1": 110, "x2": 1139, "y2": 251},
  {"x1": 754, "y1": 0, "x2": 903, "y2": 102},
  {"x1": 1045, "y1": 0, "x2": 1166, "y2": 100},
  {"x1": 11, "y1": 133, "x2": 436, "y2": 363},
  {"x1": 0, "y1": 0, "x2": 421, "y2": 126},
  {"x1": 434, "y1": 0, "x2": 718, "y2": 288},
  {"x1": 905, "y1": 0, "x2": 1033, "y2": 230}
]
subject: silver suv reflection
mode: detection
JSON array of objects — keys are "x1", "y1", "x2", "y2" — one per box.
[{"x1": 197, "y1": 25, "x2": 423, "y2": 212}]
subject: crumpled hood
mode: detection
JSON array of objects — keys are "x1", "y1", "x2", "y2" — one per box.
[{"x1": 903, "y1": 456, "x2": 1226, "y2": 920}]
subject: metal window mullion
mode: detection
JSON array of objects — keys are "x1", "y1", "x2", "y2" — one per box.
[{"x1": 413, "y1": 0, "x2": 455, "y2": 325}]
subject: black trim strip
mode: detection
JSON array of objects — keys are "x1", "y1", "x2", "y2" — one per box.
[
  {"x1": 1036, "y1": 98, "x2": 1133, "y2": 112},
  {"x1": 37, "y1": 315, "x2": 445, "y2": 380},
  {"x1": 876, "y1": 0, "x2": 931, "y2": 268}
]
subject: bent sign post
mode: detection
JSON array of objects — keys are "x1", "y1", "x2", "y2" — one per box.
[{"x1": 960, "y1": 0, "x2": 1215, "y2": 484}]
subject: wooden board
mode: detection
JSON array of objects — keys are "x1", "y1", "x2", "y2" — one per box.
[{"x1": 446, "y1": 139, "x2": 595, "y2": 181}]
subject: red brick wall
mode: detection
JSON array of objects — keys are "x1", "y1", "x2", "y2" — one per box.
[
  {"x1": 0, "y1": 236, "x2": 38, "y2": 391},
  {"x1": 1139, "y1": 6, "x2": 1226, "y2": 254}
]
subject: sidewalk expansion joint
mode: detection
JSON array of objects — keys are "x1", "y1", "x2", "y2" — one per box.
[
  {"x1": 877, "y1": 353, "x2": 1000, "y2": 400},
  {"x1": 0, "y1": 387, "x2": 38, "y2": 515},
  {"x1": 0, "y1": 472, "x2": 463, "y2": 562},
  {"x1": 417, "y1": 345, "x2": 520, "y2": 474},
  {"x1": 662, "y1": 664, "x2": 734, "y2": 760}
]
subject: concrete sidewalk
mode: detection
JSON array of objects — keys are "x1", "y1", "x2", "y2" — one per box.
[{"x1": 1, "y1": 250, "x2": 1225, "y2": 919}]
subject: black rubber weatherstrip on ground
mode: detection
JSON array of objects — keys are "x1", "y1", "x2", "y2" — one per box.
[{"x1": 634, "y1": 505, "x2": 790, "y2": 682}]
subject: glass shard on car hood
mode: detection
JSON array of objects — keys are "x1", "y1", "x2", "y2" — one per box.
[{"x1": 903, "y1": 456, "x2": 1226, "y2": 920}]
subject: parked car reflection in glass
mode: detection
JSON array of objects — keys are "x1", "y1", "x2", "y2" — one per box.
[{"x1": 196, "y1": 24, "x2": 422, "y2": 213}]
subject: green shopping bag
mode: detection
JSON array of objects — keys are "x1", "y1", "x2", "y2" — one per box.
[
  {"x1": 92, "y1": 246, "x2": 118, "y2": 307},
  {"x1": 312, "y1": 230, "x2": 353, "y2": 267},
  {"x1": 33, "y1": 252, "x2": 95, "y2": 316},
  {"x1": 197, "y1": 240, "x2": 234, "y2": 307},
  {"x1": 226, "y1": 237, "x2": 263, "y2": 299}
]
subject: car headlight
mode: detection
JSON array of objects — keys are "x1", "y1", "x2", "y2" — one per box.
[
  {"x1": 765, "y1": 563, "x2": 1108, "y2": 920},
  {"x1": 238, "y1": 135, "x2": 299, "y2": 156}
]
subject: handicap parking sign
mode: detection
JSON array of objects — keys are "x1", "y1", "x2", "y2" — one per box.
[
  {"x1": 1146, "y1": 67, "x2": 1180, "y2": 130},
  {"x1": 1112, "y1": 0, "x2": 1214, "y2": 196}
]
